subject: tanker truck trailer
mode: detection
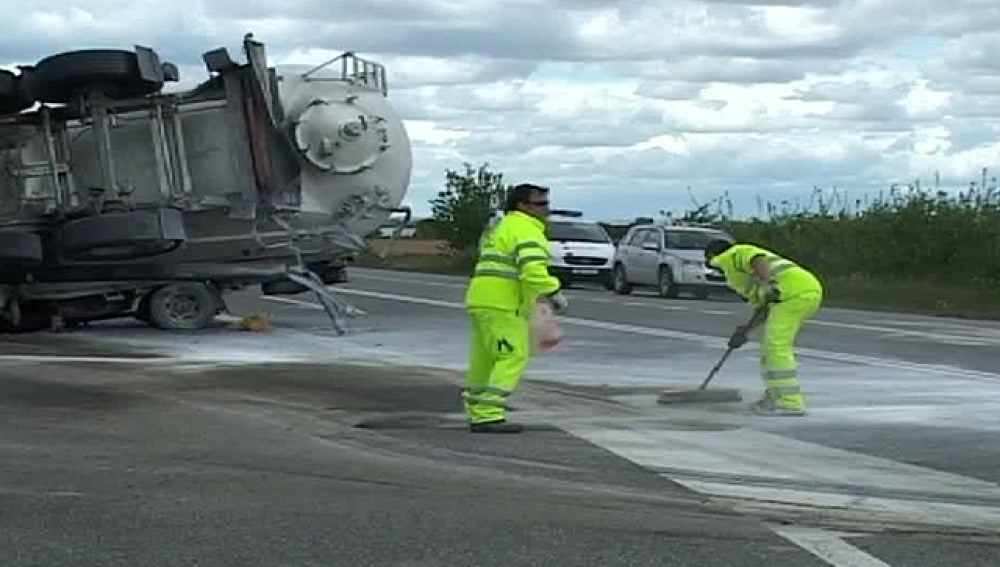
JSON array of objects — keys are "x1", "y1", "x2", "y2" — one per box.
[{"x1": 0, "y1": 34, "x2": 412, "y2": 333}]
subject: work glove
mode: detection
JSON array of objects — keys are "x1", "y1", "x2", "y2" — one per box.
[
  {"x1": 753, "y1": 280, "x2": 780, "y2": 305},
  {"x1": 728, "y1": 325, "x2": 748, "y2": 349},
  {"x1": 546, "y1": 291, "x2": 569, "y2": 315}
]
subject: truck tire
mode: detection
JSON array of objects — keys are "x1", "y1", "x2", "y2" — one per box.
[
  {"x1": 261, "y1": 279, "x2": 309, "y2": 295},
  {"x1": 59, "y1": 208, "x2": 186, "y2": 261},
  {"x1": 30, "y1": 49, "x2": 163, "y2": 103},
  {"x1": 0, "y1": 70, "x2": 27, "y2": 115},
  {"x1": 0, "y1": 230, "x2": 43, "y2": 275},
  {"x1": 145, "y1": 282, "x2": 219, "y2": 330}
]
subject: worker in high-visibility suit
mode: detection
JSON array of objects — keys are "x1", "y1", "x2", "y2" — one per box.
[
  {"x1": 462, "y1": 183, "x2": 569, "y2": 433},
  {"x1": 705, "y1": 240, "x2": 823, "y2": 416}
]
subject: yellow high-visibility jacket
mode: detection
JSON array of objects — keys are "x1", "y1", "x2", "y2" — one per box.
[
  {"x1": 708, "y1": 243, "x2": 822, "y2": 307},
  {"x1": 463, "y1": 210, "x2": 561, "y2": 315}
]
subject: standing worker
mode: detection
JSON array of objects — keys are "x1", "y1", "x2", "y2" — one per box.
[
  {"x1": 704, "y1": 240, "x2": 823, "y2": 416},
  {"x1": 462, "y1": 183, "x2": 569, "y2": 433}
]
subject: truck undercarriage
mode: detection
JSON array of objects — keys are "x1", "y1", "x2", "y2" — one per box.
[{"x1": 0, "y1": 34, "x2": 412, "y2": 333}]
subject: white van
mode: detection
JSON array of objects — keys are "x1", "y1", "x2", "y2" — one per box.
[{"x1": 546, "y1": 215, "x2": 616, "y2": 289}]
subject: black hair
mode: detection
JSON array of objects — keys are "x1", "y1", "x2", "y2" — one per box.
[
  {"x1": 704, "y1": 239, "x2": 733, "y2": 258},
  {"x1": 505, "y1": 183, "x2": 549, "y2": 212}
]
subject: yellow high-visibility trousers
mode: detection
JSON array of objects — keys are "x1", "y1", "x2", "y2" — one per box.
[
  {"x1": 760, "y1": 291, "x2": 822, "y2": 410},
  {"x1": 464, "y1": 307, "x2": 531, "y2": 424}
]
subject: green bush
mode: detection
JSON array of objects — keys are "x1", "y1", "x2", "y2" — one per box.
[{"x1": 691, "y1": 175, "x2": 1000, "y2": 287}]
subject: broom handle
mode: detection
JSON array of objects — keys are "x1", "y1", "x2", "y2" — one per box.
[
  {"x1": 698, "y1": 347, "x2": 734, "y2": 390},
  {"x1": 697, "y1": 306, "x2": 769, "y2": 391}
]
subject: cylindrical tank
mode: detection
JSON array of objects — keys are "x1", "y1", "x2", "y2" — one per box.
[{"x1": 273, "y1": 63, "x2": 413, "y2": 241}]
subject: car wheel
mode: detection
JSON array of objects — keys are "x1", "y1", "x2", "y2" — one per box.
[
  {"x1": 658, "y1": 267, "x2": 679, "y2": 299},
  {"x1": 612, "y1": 264, "x2": 632, "y2": 295}
]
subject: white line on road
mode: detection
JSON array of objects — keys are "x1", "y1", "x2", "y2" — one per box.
[
  {"x1": 0, "y1": 355, "x2": 176, "y2": 364},
  {"x1": 772, "y1": 527, "x2": 893, "y2": 567},
  {"x1": 351, "y1": 269, "x2": 1000, "y2": 343},
  {"x1": 308, "y1": 287, "x2": 1000, "y2": 383},
  {"x1": 350, "y1": 271, "x2": 464, "y2": 289},
  {"x1": 261, "y1": 296, "x2": 328, "y2": 311}
]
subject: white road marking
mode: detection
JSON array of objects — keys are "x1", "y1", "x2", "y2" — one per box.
[
  {"x1": 353, "y1": 269, "x2": 1000, "y2": 344},
  {"x1": 350, "y1": 271, "x2": 464, "y2": 289},
  {"x1": 261, "y1": 296, "x2": 328, "y2": 311},
  {"x1": 807, "y1": 319, "x2": 1000, "y2": 345},
  {"x1": 0, "y1": 355, "x2": 177, "y2": 364},
  {"x1": 772, "y1": 526, "x2": 893, "y2": 567},
  {"x1": 565, "y1": 423, "x2": 1000, "y2": 534},
  {"x1": 321, "y1": 287, "x2": 1000, "y2": 383}
]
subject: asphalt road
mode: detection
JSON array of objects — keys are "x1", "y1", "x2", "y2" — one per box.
[{"x1": 1, "y1": 266, "x2": 998, "y2": 566}]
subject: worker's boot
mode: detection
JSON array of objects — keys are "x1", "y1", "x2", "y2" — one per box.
[
  {"x1": 751, "y1": 394, "x2": 805, "y2": 417},
  {"x1": 469, "y1": 419, "x2": 523, "y2": 433}
]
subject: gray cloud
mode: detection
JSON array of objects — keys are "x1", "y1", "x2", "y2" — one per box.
[{"x1": 0, "y1": 0, "x2": 997, "y2": 221}]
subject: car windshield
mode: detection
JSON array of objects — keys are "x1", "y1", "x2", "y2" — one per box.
[
  {"x1": 548, "y1": 222, "x2": 611, "y2": 243},
  {"x1": 666, "y1": 230, "x2": 731, "y2": 250}
]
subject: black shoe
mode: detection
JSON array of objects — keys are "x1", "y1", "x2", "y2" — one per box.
[{"x1": 469, "y1": 419, "x2": 523, "y2": 433}]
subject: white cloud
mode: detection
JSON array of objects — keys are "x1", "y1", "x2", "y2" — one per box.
[{"x1": 0, "y1": 0, "x2": 997, "y2": 220}]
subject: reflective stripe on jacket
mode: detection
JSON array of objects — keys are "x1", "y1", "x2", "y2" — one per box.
[
  {"x1": 463, "y1": 210, "x2": 561, "y2": 314},
  {"x1": 708, "y1": 243, "x2": 822, "y2": 306}
]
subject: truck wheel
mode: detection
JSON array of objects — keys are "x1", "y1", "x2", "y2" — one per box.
[
  {"x1": 612, "y1": 264, "x2": 632, "y2": 295},
  {"x1": 29, "y1": 49, "x2": 164, "y2": 103},
  {"x1": 261, "y1": 279, "x2": 308, "y2": 295},
  {"x1": 59, "y1": 208, "x2": 185, "y2": 261},
  {"x1": 0, "y1": 230, "x2": 43, "y2": 277},
  {"x1": 145, "y1": 283, "x2": 219, "y2": 330},
  {"x1": 0, "y1": 70, "x2": 28, "y2": 115},
  {"x1": 658, "y1": 267, "x2": 679, "y2": 299}
]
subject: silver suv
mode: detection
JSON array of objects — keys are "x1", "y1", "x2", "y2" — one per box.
[{"x1": 611, "y1": 223, "x2": 733, "y2": 299}]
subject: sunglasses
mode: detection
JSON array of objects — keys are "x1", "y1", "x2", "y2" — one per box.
[{"x1": 528, "y1": 200, "x2": 550, "y2": 206}]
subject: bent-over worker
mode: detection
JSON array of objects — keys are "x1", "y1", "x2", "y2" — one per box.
[{"x1": 704, "y1": 240, "x2": 823, "y2": 416}]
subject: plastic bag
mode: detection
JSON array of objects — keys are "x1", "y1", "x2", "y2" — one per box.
[{"x1": 530, "y1": 300, "x2": 563, "y2": 353}]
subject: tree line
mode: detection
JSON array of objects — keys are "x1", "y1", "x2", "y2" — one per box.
[{"x1": 421, "y1": 161, "x2": 1000, "y2": 289}]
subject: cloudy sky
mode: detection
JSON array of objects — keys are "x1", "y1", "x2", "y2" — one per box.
[{"x1": 4, "y1": 0, "x2": 1000, "y2": 220}]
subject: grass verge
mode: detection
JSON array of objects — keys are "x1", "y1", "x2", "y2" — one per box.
[{"x1": 353, "y1": 251, "x2": 1000, "y2": 320}]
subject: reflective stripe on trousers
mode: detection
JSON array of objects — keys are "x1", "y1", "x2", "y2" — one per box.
[
  {"x1": 759, "y1": 291, "x2": 822, "y2": 410},
  {"x1": 464, "y1": 307, "x2": 530, "y2": 424}
]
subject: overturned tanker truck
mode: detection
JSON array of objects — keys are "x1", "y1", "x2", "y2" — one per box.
[{"x1": 0, "y1": 34, "x2": 412, "y2": 333}]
